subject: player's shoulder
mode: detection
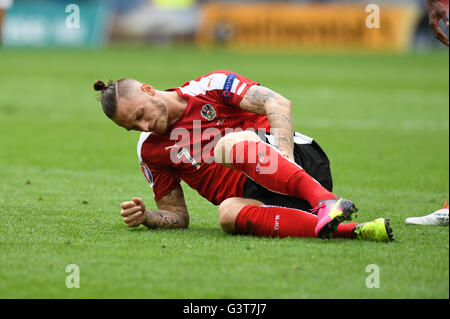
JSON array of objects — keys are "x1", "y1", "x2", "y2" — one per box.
[
  {"x1": 137, "y1": 132, "x2": 152, "y2": 164},
  {"x1": 179, "y1": 70, "x2": 258, "y2": 96},
  {"x1": 180, "y1": 70, "x2": 233, "y2": 87},
  {"x1": 186, "y1": 70, "x2": 252, "y2": 84},
  {"x1": 137, "y1": 132, "x2": 171, "y2": 165}
]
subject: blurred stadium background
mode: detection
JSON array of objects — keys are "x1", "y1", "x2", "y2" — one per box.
[{"x1": 1, "y1": 0, "x2": 448, "y2": 51}]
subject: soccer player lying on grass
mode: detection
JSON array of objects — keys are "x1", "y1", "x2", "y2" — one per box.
[{"x1": 93, "y1": 70, "x2": 394, "y2": 242}]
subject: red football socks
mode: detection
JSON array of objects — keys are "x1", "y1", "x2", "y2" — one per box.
[
  {"x1": 229, "y1": 140, "x2": 337, "y2": 207},
  {"x1": 235, "y1": 205, "x2": 317, "y2": 238},
  {"x1": 234, "y1": 205, "x2": 357, "y2": 239},
  {"x1": 333, "y1": 222, "x2": 358, "y2": 239}
]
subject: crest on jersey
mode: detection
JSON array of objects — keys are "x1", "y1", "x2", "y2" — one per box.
[
  {"x1": 140, "y1": 162, "x2": 154, "y2": 188},
  {"x1": 201, "y1": 104, "x2": 217, "y2": 121}
]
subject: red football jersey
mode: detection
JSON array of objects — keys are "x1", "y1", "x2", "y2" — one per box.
[{"x1": 138, "y1": 70, "x2": 271, "y2": 205}]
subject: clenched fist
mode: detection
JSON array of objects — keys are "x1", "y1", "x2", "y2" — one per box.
[{"x1": 120, "y1": 197, "x2": 147, "y2": 227}]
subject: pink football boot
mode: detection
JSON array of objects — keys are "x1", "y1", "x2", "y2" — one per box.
[{"x1": 311, "y1": 197, "x2": 358, "y2": 238}]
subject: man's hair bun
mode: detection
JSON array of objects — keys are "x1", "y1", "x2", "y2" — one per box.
[{"x1": 93, "y1": 80, "x2": 107, "y2": 92}]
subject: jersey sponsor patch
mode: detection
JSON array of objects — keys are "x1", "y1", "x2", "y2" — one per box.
[
  {"x1": 201, "y1": 103, "x2": 217, "y2": 121},
  {"x1": 222, "y1": 73, "x2": 237, "y2": 98},
  {"x1": 140, "y1": 162, "x2": 154, "y2": 188}
]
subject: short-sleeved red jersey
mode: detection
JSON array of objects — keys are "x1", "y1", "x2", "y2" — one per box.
[{"x1": 138, "y1": 70, "x2": 270, "y2": 205}]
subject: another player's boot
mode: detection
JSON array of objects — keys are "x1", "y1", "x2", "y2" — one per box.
[
  {"x1": 353, "y1": 218, "x2": 394, "y2": 242},
  {"x1": 405, "y1": 199, "x2": 449, "y2": 226},
  {"x1": 311, "y1": 197, "x2": 358, "y2": 239}
]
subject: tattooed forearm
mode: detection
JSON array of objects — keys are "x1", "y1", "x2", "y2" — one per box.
[
  {"x1": 143, "y1": 209, "x2": 186, "y2": 229},
  {"x1": 144, "y1": 185, "x2": 189, "y2": 229},
  {"x1": 266, "y1": 101, "x2": 294, "y2": 157},
  {"x1": 240, "y1": 85, "x2": 294, "y2": 158}
]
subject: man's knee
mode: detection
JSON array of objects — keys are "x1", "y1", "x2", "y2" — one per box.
[
  {"x1": 218, "y1": 197, "x2": 264, "y2": 233},
  {"x1": 213, "y1": 130, "x2": 262, "y2": 164},
  {"x1": 218, "y1": 198, "x2": 241, "y2": 233}
]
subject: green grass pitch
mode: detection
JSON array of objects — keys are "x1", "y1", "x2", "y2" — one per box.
[{"x1": 0, "y1": 46, "x2": 448, "y2": 298}]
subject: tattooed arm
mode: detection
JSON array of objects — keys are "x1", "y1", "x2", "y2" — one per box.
[
  {"x1": 149, "y1": 184, "x2": 189, "y2": 229},
  {"x1": 240, "y1": 85, "x2": 294, "y2": 160},
  {"x1": 120, "y1": 184, "x2": 189, "y2": 229},
  {"x1": 426, "y1": 0, "x2": 449, "y2": 46}
]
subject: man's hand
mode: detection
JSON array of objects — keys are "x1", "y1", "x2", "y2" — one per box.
[
  {"x1": 426, "y1": 0, "x2": 449, "y2": 46},
  {"x1": 120, "y1": 197, "x2": 147, "y2": 227},
  {"x1": 119, "y1": 187, "x2": 189, "y2": 229}
]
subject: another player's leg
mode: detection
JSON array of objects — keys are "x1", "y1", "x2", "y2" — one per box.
[
  {"x1": 214, "y1": 131, "x2": 358, "y2": 238},
  {"x1": 404, "y1": 199, "x2": 449, "y2": 226}
]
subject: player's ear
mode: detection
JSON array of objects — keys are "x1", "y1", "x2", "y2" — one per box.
[{"x1": 141, "y1": 84, "x2": 155, "y2": 96}]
